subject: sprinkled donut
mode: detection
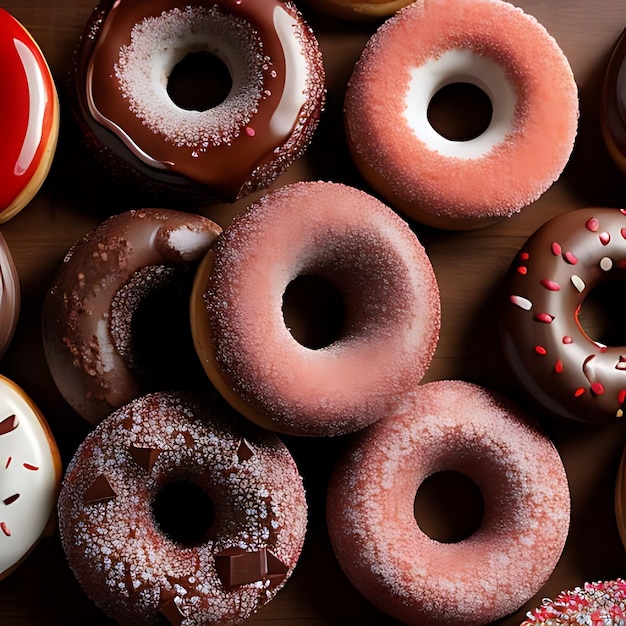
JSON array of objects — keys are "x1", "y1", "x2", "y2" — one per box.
[
  {"x1": 0, "y1": 9, "x2": 59, "y2": 222},
  {"x1": 326, "y1": 380, "x2": 570, "y2": 626},
  {"x1": 42, "y1": 208, "x2": 221, "y2": 424},
  {"x1": 0, "y1": 232, "x2": 20, "y2": 359},
  {"x1": 521, "y1": 579, "x2": 626, "y2": 625},
  {"x1": 57, "y1": 391, "x2": 307, "y2": 626},
  {"x1": 190, "y1": 181, "x2": 440, "y2": 437},
  {"x1": 601, "y1": 28, "x2": 626, "y2": 174},
  {"x1": 305, "y1": 0, "x2": 415, "y2": 22},
  {"x1": 0, "y1": 374, "x2": 61, "y2": 580},
  {"x1": 344, "y1": 0, "x2": 579, "y2": 229},
  {"x1": 501, "y1": 207, "x2": 626, "y2": 424},
  {"x1": 72, "y1": 0, "x2": 325, "y2": 203}
]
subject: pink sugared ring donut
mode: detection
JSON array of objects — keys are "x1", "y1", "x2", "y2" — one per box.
[
  {"x1": 58, "y1": 391, "x2": 307, "y2": 626},
  {"x1": 344, "y1": 0, "x2": 579, "y2": 230},
  {"x1": 326, "y1": 380, "x2": 570, "y2": 626},
  {"x1": 72, "y1": 0, "x2": 325, "y2": 204},
  {"x1": 500, "y1": 207, "x2": 626, "y2": 424},
  {"x1": 190, "y1": 181, "x2": 441, "y2": 437},
  {"x1": 42, "y1": 209, "x2": 222, "y2": 425},
  {"x1": 0, "y1": 9, "x2": 59, "y2": 222}
]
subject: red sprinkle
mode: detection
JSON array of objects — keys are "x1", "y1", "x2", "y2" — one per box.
[
  {"x1": 563, "y1": 336, "x2": 573, "y2": 344},
  {"x1": 551, "y1": 242, "x2": 562, "y2": 256},
  {"x1": 555, "y1": 359, "x2": 564, "y2": 373},
  {"x1": 600, "y1": 232, "x2": 611, "y2": 245},
  {"x1": 591, "y1": 382, "x2": 606, "y2": 395},
  {"x1": 586, "y1": 217, "x2": 599, "y2": 232},
  {"x1": 0, "y1": 522, "x2": 10, "y2": 537},
  {"x1": 4, "y1": 456, "x2": 10, "y2": 469},
  {"x1": 520, "y1": 252, "x2": 530, "y2": 260},
  {"x1": 245, "y1": 126, "x2": 256, "y2": 137},
  {"x1": 517, "y1": 266, "x2": 528, "y2": 275},
  {"x1": 22, "y1": 463, "x2": 39, "y2": 471},
  {"x1": 540, "y1": 279, "x2": 560, "y2": 291},
  {"x1": 535, "y1": 345, "x2": 547, "y2": 355},
  {"x1": 564, "y1": 251, "x2": 578, "y2": 264},
  {"x1": 621, "y1": 228, "x2": 626, "y2": 239},
  {"x1": 534, "y1": 312, "x2": 555, "y2": 323},
  {"x1": 574, "y1": 387, "x2": 586, "y2": 397},
  {"x1": 619, "y1": 390, "x2": 626, "y2": 405}
]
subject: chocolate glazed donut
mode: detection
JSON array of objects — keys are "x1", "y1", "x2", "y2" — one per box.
[
  {"x1": 500, "y1": 207, "x2": 626, "y2": 424},
  {"x1": 42, "y1": 209, "x2": 221, "y2": 424},
  {"x1": 71, "y1": 0, "x2": 325, "y2": 203}
]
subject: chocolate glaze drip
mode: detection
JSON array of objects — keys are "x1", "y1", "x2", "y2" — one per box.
[
  {"x1": 602, "y1": 28, "x2": 626, "y2": 174},
  {"x1": 73, "y1": 0, "x2": 325, "y2": 200}
]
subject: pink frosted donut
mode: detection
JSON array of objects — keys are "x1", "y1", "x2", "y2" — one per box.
[
  {"x1": 58, "y1": 391, "x2": 307, "y2": 626},
  {"x1": 326, "y1": 380, "x2": 570, "y2": 626},
  {"x1": 344, "y1": 0, "x2": 579, "y2": 229},
  {"x1": 190, "y1": 181, "x2": 440, "y2": 437}
]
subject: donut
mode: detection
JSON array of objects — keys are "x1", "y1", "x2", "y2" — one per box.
[
  {"x1": 0, "y1": 232, "x2": 20, "y2": 360},
  {"x1": 305, "y1": 0, "x2": 415, "y2": 22},
  {"x1": 72, "y1": 0, "x2": 325, "y2": 203},
  {"x1": 42, "y1": 208, "x2": 221, "y2": 425},
  {"x1": 601, "y1": 28, "x2": 626, "y2": 175},
  {"x1": 0, "y1": 9, "x2": 59, "y2": 222},
  {"x1": 57, "y1": 391, "x2": 307, "y2": 626},
  {"x1": 344, "y1": 0, "x2": 579, "y2": 229},
  {"x1": 500, "y1": 207, "x2": 626, "y2": 424},
  {"x1": 326, "y1": 379, "x2": 570, "y2": 626},
  {"x1": 0, "y1": 374, "x2": 61, "y2": 580},
  {"x1": 190, "y1": 181, "x2": 440, "y2": 437},
  {"x1": 521, "y1": 579, "x2": 626, "y2": 625}
]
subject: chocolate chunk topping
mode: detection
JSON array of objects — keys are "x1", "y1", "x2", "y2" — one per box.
[
  {"x1": 129, "y1": 444, "x2": 162, "y2": 472},
  {"x1": 84, "y1": 474, "x2": 117, "y2": 504},
  {"x1": 158, "y1": 589, "x2": 186, "y2": 626},
  {"x1": 236, "y1": 438, "x2": 255, "y2": 463},
  {"x1": 3, "y1": 493, "x2": 19, "y2": 505},
  {"x1": 0, "y1": 414, "x2": 17, "y2": 435},
  {"x1": 215, "y1": 547, "x2": 288, "y2": 588}
]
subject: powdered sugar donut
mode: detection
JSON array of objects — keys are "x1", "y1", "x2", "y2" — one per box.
[
  {"x1": 190, "y1": 181, "x2": 440, "y2": 437},
  {"x1": 43, "y1": 209, "x2": 221, "y2": 425},
  {"x1": 345, "y1": 0, "x2": 579, "y2": 229},
  {"x1": 326, "y1": 380, "x2": 570, "y2": 626},
  {"x1": 72, "y1": 0, "x2": 325, "y2": 203},
  {"x1": 521, "y1": 579, "x2": 626, "y2": 625},
  {"x1": 0, "y1": 374, "x2": 61, "y2": 580},
  {"x1": 58, "y1": 391, "x2": 307, "y2": 626}
]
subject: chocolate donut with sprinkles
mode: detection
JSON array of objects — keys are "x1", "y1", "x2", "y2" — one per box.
[
  {"x1": 71, "y1": 0, "x2": 325, "y2": 203},
  {"x1": 57, "y1": 391, "x2": 307, "y2": 626},
  {"x1": 500, "y1": 207, "x2": 626, "y2": 423}
]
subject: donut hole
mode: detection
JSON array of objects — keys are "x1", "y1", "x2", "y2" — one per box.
[
  {"x1": 413, "y1": 471, "x2": 485, "y2": 543},
  {"x1": 152, "y1": 480, "x2": 216, "y2": 545},
  {"x1": 427, "y1": 82, "x2": 493, "y2": 142},
  {"x1": 282, "y1": 274, "x2": 346, "y2": 349},
  {"x1": 577, "y1": 277, "x2": 626, "y2": 346},
  {"x1": 167, "y1": 51, "x2": 232, "y2": 111}
]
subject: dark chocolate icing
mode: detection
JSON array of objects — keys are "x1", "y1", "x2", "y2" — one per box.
[
  {"x1": 500, "y1": 207, "x2": 626, "y2": 423},
  {"x1": 73, "y1": 0, "x2": 325, "y2": 200}
]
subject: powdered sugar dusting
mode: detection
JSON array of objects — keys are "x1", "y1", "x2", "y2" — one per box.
[
  {"x1": 327, "y1": 380, "x2": 570, "y2": 626},
  {"x1": 115, "y1": 6, "x2": 263, "y2": 149},
  {"x1": 57, "y1": 391, "x2": 307, "y2": 625}
]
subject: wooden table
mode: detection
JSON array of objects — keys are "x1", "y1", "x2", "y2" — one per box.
[{"x1": 0, "y1": 0, "x2": 625, "y2": 624}]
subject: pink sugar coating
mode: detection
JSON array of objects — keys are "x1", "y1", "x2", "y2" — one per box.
[
  {"x1": 326, "y1": 380, "x2": 570, "y2": 626},
  {"x1": 205, "y1": 181, "x2": 441, "y2": 436},
  {"x1": 57, "y1": 391, "x2": 307, "y2": 626},
  {"x1": 345, "y1": 0, "x2": 579, "y2": 221}
]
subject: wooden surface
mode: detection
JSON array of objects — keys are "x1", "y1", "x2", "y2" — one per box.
[{"x1": 0, "y1": 0, "x2": 625, "y2": 624}]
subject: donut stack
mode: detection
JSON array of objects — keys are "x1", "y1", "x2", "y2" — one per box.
[{"x1": 1, "y1": 0, "x2": 625, "y2": 625}]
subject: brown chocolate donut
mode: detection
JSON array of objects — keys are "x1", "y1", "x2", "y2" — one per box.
[
  {"x1": 42, "y1": 209, "x2": 221, "y2": 424},
  {"x1": 500, "y1": 207, "x2": 626, "y2": 423},
  {"x1": 601, "y1": 28, "x2": 626, "y2": 175},
  {"x1": 71, "y1": 0, "x2": 325, "y2": 203},
  {"x1": 57, "y1": 391, "x2": 307, "y2": 626}
]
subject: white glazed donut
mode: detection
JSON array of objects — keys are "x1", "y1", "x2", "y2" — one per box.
[
  {"x1": 344, "y1": 0, "x2": 579, "y2": 229},
  {"x1": 0, "y1": 374, "x2": 61, "y2": 579}
]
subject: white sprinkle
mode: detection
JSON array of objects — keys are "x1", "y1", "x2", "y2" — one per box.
[
  {"x1": 510, "y1": 295, "x2": 532, "y2": 310},
  {"x1": 600, "y1": 257, "x2": 613, "y2": 271},
  {"x1": 570, "y1": 275, "x2": 586, "y2": 292}
]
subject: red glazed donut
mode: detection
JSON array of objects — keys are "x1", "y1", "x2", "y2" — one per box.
[
  {"x1": 42, "y1": 208, "x2": 221, "y2": 424},
  {"x1": 601, "y1": 28, "x2": 626, "y2": 174},
  {"x1": 190, "y1": 181, "x2": 440, "y2": 437},
  {"x1": 0, "y1": 374, "x2": 61, "y2": 580},
  {"x1": 326, "y1": 380, "x2": 570, "y2": 626},
  {"x1": 521, "y1": 579, "x2": 626, "y2": 625},
  {"x1": 57, "y1": 391, "x2": 307, "y2": 626},
  {"x1": 0, "y1": 9, "x2": 59, "y2": 222},
  {"x1": 72, "y1": 0, "x2": 325, "y2": 203},
  {"x1": 501, "y1": 207, "x2": 626, "y2": 424},
  {"x1": 0, "y1": 232, "x2": 20, "y2": 360},
  {"x1": 344, "y1": 0, "x2": 579, "y2": 229},
  {"x1": 305, "y1": 0, "x2": 414, "y2": 22}
]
